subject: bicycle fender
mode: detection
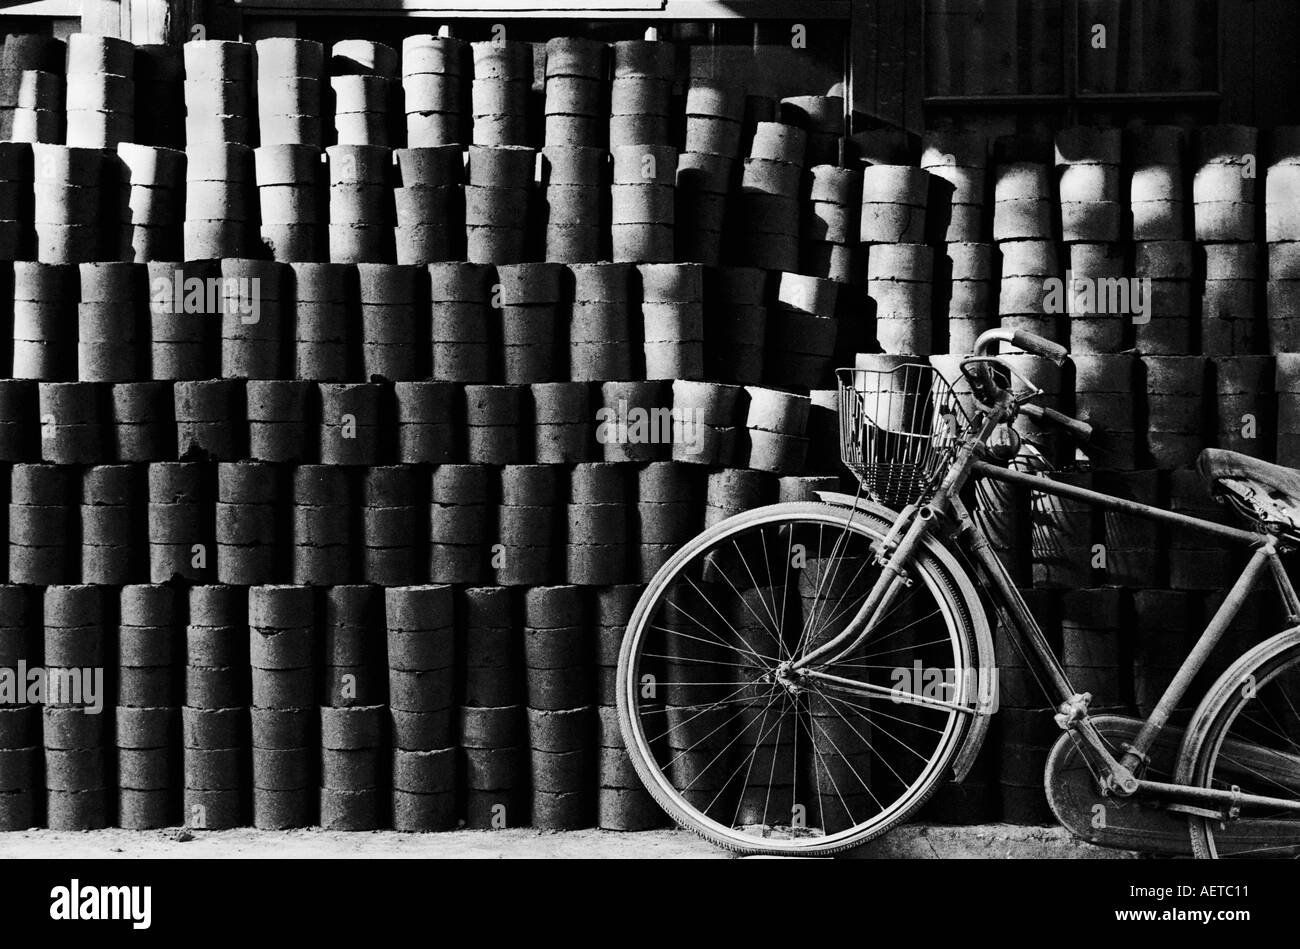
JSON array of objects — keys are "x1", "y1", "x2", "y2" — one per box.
[
  {"x1": 1173, "y1": 624, "x2": 1300, "y2": 786},
  {"x1": 814, "y1": 491, "x2": 997, "y2": 782}
]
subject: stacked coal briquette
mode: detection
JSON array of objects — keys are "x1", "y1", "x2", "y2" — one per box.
[{"x1": 5, "y1": 28, "x2": 1296, "y2": 837}]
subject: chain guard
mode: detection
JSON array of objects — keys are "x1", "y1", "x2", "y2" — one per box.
[{"x1": 1044, "y1": 714, "x2": 1194, "y2": 856}]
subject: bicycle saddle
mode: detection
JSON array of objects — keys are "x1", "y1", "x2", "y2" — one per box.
[{"x1": 1197, "y1": 448, "x2": 1300, "y2": 537}]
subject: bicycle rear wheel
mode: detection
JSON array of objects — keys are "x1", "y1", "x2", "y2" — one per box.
[
  {"x1": 1185, "y1": 634, "x2": 1300, "y2": 858},
  {"x1": 616, "y1": 501, "x2": 986, "y2": 856}
]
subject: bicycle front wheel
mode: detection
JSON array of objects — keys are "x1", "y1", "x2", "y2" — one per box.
[{"x1": 616, "y1": 501, "x2": 986, "y2": 856}]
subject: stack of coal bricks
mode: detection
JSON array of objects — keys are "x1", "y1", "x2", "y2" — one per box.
[
  {"x1": 867, "y1": 243, "x2": 934, "y2": 355},
  {"x1": 495, "y1": 465, "x2": 559, "y2": 586},
  {"x1": 133, "y1": 44, "x2": 184, "y2": 150},
  {"x1": 677, "y1": 79, "x2": 743, "y2": 264},
  {"x1": 668, "y1": 381, "x2": 739, "y2": 467},
  {"x1": 465, "y1": 144, "x2": 533, "y2": 265},
  {"x1": 999, "y1": 239, "x2": 1063, "y2": 349},
  {"x1": 64, "y1": 34, "x2": 133, "y2": 149},
  {"x1": 0, "y1": 587, "x2": 39, "y2": 829},
  {"x1": 393, "y1": 145, "x2": 465, "y2": 265},
  {"x1": 639, "y1": 262, "x2": 703, "y2": 379},
  {"x1": 802, "y1": 164, "x2": 861, "y2": 284},
  {"x1": 255, "y1": 144, "x2": 324, "y2": 263},
  {"x1": 221, "y1": 259, "x2": 286, "y2": 380},
  {"x1": 703, "y1": 266, "x2": 766, "y2": 384},
  {"x1": 321, "y1": 585, "x2": 382, "y2": 709},
  {"x1": 1203, "y1": 243, "x2": 1260, "y2": 355},
  {"x1": 633, "y1": 462, "x2": 696, "y2": 579},
  {"x1": 675, "y1": 150, "x2": 733, "y2": 267},
  {"x1": 1268, "y1": 136, "x2": 1300, "y2": 351},
  {"x1": 251, "y1": 586, "x2": 318, "y2": 823},
  {"x1": 1054, "y1": 126, "x2": 1121, "y2": 244},
  {"x1": 320, "y1": 702, "x2": 386, "y2": 830},
  {"x1": 330, "y1": 42, "x2": 398, "y2": 148},
  {"x1": 1132, "y1": 590, "x2": 1193, "y2": 720},
  {"x1": 1134, "y1": 241, "x2": 1194, "y2": 354},
  {"x1": 567, "y1": 463, "x2": 628, "y2": 585},
  {"x1": 1168, "y1": 469, "x2": 1240, "y2": 593},
  {"x1": 358, "y1": 263, "x2": 421, "y2": 381},
  {"x1": 393, "y1": 380, "x2": 454, "y2": 463},
  {"x1": 291, "y1": 465, "x2": 350, "y2": 584},
  {"x1": 733, "y1": 122, "x2": 804, "y2": 271},
  {"x1": 183, "y1": 40, "x2": 254, "y2": 147},
  {"x1": 112, "y1": 381, "x2": 173, "y2": 462},
  {"x1": 780, "y1": 95, "x2": 843, "y2": 167},
  {"x1": 1142, "y1": 356, "x2": 1207, "y2": 468},
  {"x1": 384, "y1": 585, "x2": 455, "y2": 829},
  {"x1": 42, "y1": 585, "x2": 108, "y2": 829},
  {"x1": 32, "y1": 144, "x2": 104, "y2": 264},
  {"x1": 185, "y1": 142, "x2": 254, "y2": 259},
  {"x1": 704, "y1": 467, "x2": 769, "y2": 526},
  {"x1": 246, "y1": 380, "x2": 309, "y2": 462},
  {"x1": 427, "y1": 464, "x2": 491, "y2": 584},
  {"x1": 922, "y1": 129, "x2": 987, "y2": 243},
  {"x1": 592, "y1": 586, "x2": 659, "y2": 829},
  {"x1": 543, "y1": 37, "x2": 608, "y2": 149},
  {"x1": 183, "y1": 586, "x2": 247, "y2": 830},
  {"x1": 148, "y1": 261, "x2": 213, "y2": 381},
  {"x1": 462, "y1": 384, "x2": 524, "y2": 464},
  {"x1": 173, "y1": 379, "x2": 242, "y2": 459},
  {"x1": 328, "y1": 144, "x2": 394, "y2": 264},
  {"x1": 147, "y1": 463, "x2": 208, "y2": 583},
  {"x1": 598, "y1": 380, "x2": 669, "y2": 464},
  {"x1": 996, "y1": 588, "x2": 1058, "y2": 823},
  {"x1": 10, "y1": 463, "x2": 74, "y2": 584},
  {"x1": 1194, "y1": 125, "x2": 1257, "y2": 245},
  {"x1": 81, "y1": 466, "x2": 139, "y2": 583},
  {"x1": 611, "y1": 144, "x2": 675, "y2": 263},
  {"x1": 361, "y1": 466, "x2": 419, "y2": 585},
  {"x1": 744, "y1": 386, "x2": 810, "y2": 475},
  {"x1": 609, "y1": 39, "x2": 674, "y2": 148},
  {"x1": 293, "y1": 263, "x2": 355, "y2": 381},
  {"x1": 1130, "y1": 126, "x2": 1187, "y2": 242},
  {"x1": 10, "y1": 65, "x2": 63, "y2": 145},
  {"x1": 940, "y1": 242, "x2": 995, "y2": 354},
  {"x1": 79, "y1": 262, "x2": 146, "y2": 382},
  {"x1": 541, "y1": 145, "x2": 606, "y2": 263},
  {"x1": 115, "y1": 143, "x2": 185, "y2": 264},
  {"x1": 1073, "y1": 354, "x2": 1138, "y2": 470},
  {"x1": 116, "y1": 584, "x2": 180, "y2": 829},
  {"x1": 429, "y1": 263, "x2": 494, "y2": 381},
  {"x1": 0, "y1": 379, "x2": 36, "y2": 458},
  {"x1": 402, "y1": 34, "x2": 467, "y2": 148},
  {"x1": 993, "y1": 136, "x2": 1055, "y2": 244},
  {"x1": 39, "y1": 381, "x2": 105, "y2": 464},
  {"x1": 523, "y1": 586, "x2": 593, "y2": 828},
  {"x1": 1068, "y1": 242, "x2": 1126, "y2": 353},
  {"x1": 494, "y1": 263, "x2": 560, "y2": 383},
  {"x1": 215, "y1": 462, "x2": 277, "y2": 584},
  {"x1": 471, "y1": 40, "x2": 531, "y2": 148},
  {"x1": 1214, "y1": 356, "x2": 1274, "y2": 458},
  {"x1": 0, "y1": 34, "x2": 64, "y2": 141},
  {"x1": 254, "y1": 38, "x2": 324, "y2": 149},
  {"x1": 569, "y1": 262, "x2": 632, "y2": 380},
  {"x1": 0, "y1": 140, "x2": 32, "y2": 259},
  {"x1": 1061, "y1": 588, "x2": 1125, "y2": 713},
  {"x1": 531, "y1": 382, "x2": 593, "y2": 463},
  {"x1": 860, "y1": 164, "x2": 930, "y2": 246},
  {"x1": 765, "y1": 271, "x2": 838, "y2": 388},
  {"x1": 1277, "y1": 354, "x2": 1300, "y2": 465}
]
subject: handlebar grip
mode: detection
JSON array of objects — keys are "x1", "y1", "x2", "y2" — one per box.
[
  {"x1": 1008, "y1": 330, "x2": 1068, "y2": 366},
  {"x1": 1021, "y1": 403, "x2": 1093, "y2": 441}
]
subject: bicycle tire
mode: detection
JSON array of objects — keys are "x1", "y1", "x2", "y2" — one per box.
[{"x1": 615, "y1": 501, "x2": 988, "y2": 856}]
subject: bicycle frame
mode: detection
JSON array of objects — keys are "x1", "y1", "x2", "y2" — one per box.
[{"x1": 792, "y1": 404, "x2": 1300, "y2": 819}]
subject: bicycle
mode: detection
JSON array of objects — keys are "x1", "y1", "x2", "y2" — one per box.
[{"x1": 616, "y1": 327, "x2": 1300, "y2": 857}]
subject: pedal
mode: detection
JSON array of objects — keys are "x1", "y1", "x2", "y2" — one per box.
[{"x1": 1165, "y1": 803, "x2": 1228, "y2": 821}]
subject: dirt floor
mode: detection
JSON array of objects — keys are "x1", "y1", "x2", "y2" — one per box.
[{"x1": 0, "y1": 824, "x2": 1125, "y2": 859}]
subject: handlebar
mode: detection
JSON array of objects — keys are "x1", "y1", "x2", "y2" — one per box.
[
  {"x1": 1019, "y1": 402, "x2": 1093, "y2": 442},
  {"x1": 973, "y1": 327, "x2": 1068, "y2": 366}
]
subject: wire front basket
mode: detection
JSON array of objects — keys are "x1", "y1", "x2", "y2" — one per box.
[{"x1": 836, "y1": 363, "x2": 970, "y2": 510}]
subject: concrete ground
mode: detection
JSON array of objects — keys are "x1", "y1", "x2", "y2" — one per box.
[{"x1": 0, "y1": 824, "x2": 1132, "y2": 859}]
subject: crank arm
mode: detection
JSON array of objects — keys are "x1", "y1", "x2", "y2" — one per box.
[{"x1": 1134, "y1": 779, "x2": 1300, "y2": 817}]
